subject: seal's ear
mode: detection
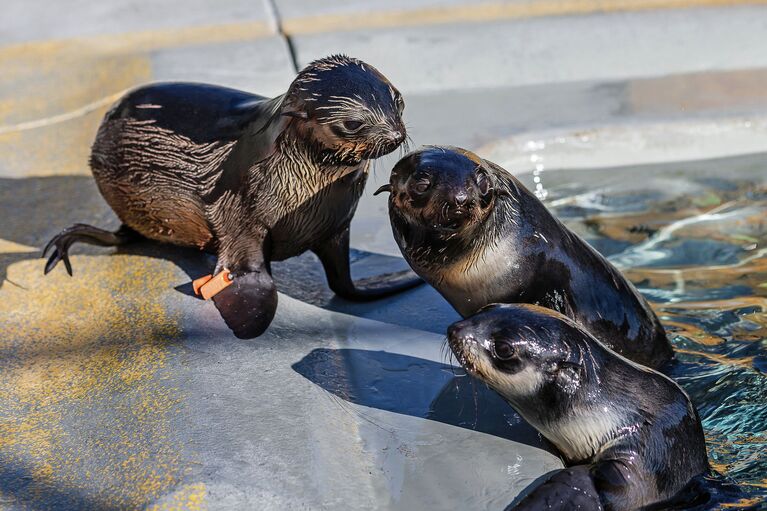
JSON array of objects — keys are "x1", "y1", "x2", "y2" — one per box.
[
  {"x1": 279, "y1": 92, "x2": 309, "y2": 121},
  {"x1": 555, "y1": 360, "x2": 583, "y2": 394},
  {"x1": 482, "y1": 160, "x2": 523, "y2": 199}
]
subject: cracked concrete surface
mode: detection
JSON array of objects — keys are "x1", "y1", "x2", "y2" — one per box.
[{"x1": 2, "y1": 0, "x2": 767, "y2": 509}]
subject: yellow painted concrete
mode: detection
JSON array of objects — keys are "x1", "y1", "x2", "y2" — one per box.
[
  {"x1": 0, "y1": 17, "x2": 241, "y2": 507},
  {"x1": 149, "y1": 482, "x2": 208, "y2": 511},
  {"x1": 0, "y1": 22, "x2": 274, "y2": 62},
  {"x1": 0, "y1": 239, "x2": 37, "y2": 254},
  {"x1": 0, "y1": 255, "x2": 186, "y2": 508},
  {"x1": 0, "y1": 49, "x2": 150, "y2": 176}
]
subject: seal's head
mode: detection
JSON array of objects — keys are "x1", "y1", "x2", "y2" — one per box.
[
  {"x1": 282, "y1": 55, "x2": 406, "y2": 166},
  {"x1": 378, "y1": 146, "x2": 496, "y2": 236},
  {"x1": 447, "y1": 303, "x2": 595, "y2": 408}
]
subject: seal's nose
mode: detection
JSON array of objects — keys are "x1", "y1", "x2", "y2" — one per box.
[
  {"x1": 391, "y1": 130, "x2": 405, "y2": 145},
  {"x1": 454, "y1": 190, "x2": 469, "y2": 206}
]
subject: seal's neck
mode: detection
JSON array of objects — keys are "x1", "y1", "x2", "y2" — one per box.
[
  {"x1": 542, "y1": 405, "x2": 627, "y2": 463},
  {"x1": 392, "y1": 206, "x2": 501, "y2": 272},
  {"x1": 532, "y1": 342, "x2": 646, "y2": 464},
  {"x1": 259, "y1": 134, "x2": 366, "y2": 189}
]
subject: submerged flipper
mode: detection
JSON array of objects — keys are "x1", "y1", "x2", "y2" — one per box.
[
  {"x1": 312, "y1": 226, "x2": 422, "y2": 301},
  {"x1": 42, "y1": 224, "x2": 140, "y2": 276},
  {"x1": 509, "y1": 466, "x2": 603, "y2": 511}
]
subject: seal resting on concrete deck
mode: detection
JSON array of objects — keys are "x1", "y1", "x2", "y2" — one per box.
[
  {"x1": 43, "y1": 55, "x2": 421, "y2": 338},
  {"x1": 378, "y1": 146, "x2": 673, "y2": 368},
  {"x1": 447, "y1": 304, "x2": 708, "y2": 510}
]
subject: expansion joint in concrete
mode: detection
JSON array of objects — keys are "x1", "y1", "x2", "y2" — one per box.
[{"x1": 263, "y1": 0, "x2": 300, "y2": 73}]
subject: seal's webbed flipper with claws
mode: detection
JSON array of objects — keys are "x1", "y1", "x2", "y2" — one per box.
[
  {"x1": 509, "y1": 466, "x2": 602, "y2": 511},
  {"x1": 312, "y1": 226, "x2": 422, "y2": 301},
  {"x1": 43, "y1": 224, "x2": 140, "y2": 276}
]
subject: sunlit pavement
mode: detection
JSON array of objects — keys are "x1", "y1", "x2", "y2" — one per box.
[{"x1": 1, "y1": 1, "x2": 767, "y2": 509}]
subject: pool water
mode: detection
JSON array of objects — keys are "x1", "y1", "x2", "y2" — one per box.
[{"x1": 536, "y1": 152, "x2": 767, "y2": 508}]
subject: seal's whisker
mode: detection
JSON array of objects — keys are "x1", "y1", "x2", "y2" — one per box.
[
  {"x1": 326, "y1": 391, "x2": 396, "y2": 435},
  {"x1": 401, "y1": 135, "x2": 412, "y2": 155},
  {"x1": 440, "y1": 337, "x2": 449, "y2": 362},
  {"x1": 371, "y1": 157, "x2": 379, "y2": 179},
  {"x1": 471, "y1": 377, "x2": 480, "y2": 430}
]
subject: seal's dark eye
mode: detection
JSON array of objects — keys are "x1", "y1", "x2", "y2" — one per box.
[
  {"x1": 476, "y1": 172, "x2": 490, "y2": 197},
  {"x1": 493, "y1": 340, "x2": 516, "y2": 360},
  {"x1": 342, "y1": 120, "x2": 364, "y2": 133},
  {"x1": 410, "y1": 177, "x2": 431, "y2": 194}
]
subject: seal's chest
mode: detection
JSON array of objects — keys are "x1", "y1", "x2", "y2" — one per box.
[
  {"x1": 268, "y1": 167, "x2": 367, "y2": 259},
  {"x1": 438, "y1": 240, "x2": 520, "y2": 315},
  {"x1": 544, "y1": 409, "x2": 622, "y2": 462}
]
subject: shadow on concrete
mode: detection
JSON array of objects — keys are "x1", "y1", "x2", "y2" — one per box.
[
  {"x1": 273, "y1": 251, "x2": 460, "y2": 334},
  {"x1": 292, "y1": 348, "x2": 556, "y2": 454},
  {"x1": 0, "y1": 175, "x2": 458, "y2": 333},
  {"x1": 0, "y1": 461, "x2": 122, "y2": 511},
  {"x1": 0, "y1": 176, "x2": 106, "y2": 291}
]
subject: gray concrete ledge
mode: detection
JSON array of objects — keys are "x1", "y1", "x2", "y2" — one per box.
[{"x1": 291, "y1": 6, "x2": 767, "y2": 93}]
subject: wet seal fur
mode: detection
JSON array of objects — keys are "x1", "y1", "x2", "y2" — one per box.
[
  {"x1": 379, "y1": 146, "x2": 673, "y2": 368},
  {"x1": 43, "y1": 55, "x2": 421, "y2": 338},
  {"x1": 447, "y1": 304, "x2": 708, "y2": 510}
]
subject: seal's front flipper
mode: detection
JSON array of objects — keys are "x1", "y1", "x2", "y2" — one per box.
[
  {"x1": 590, "y1": 458, "x2": 648, "y2": 511},
  {"x1": 313, "y1": 226, "x2": 422, "y2": 301},
  {"x1": 42, "y1": 224, "x2": 140, "y2": 276},
  {"x1": 212, "y1": 267, "x2": 277, "y2": 339},
  {"x1": 210, "y1": 228, "x2": 277, "y2": 339},
  {"x1": 509, "y1": 466, "x2": 603, "y2": 511}
]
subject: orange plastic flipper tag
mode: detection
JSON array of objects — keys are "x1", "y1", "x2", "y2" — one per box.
[
  {"x1": 199, "y1": 270, "x2": 233, "y2": 300},
  {"x1": 193, "y1": 274, "x2": 213, "y2": 296}
]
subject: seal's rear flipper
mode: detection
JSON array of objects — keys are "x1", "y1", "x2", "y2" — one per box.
[
  {"x1": 42, "y1": 224, "x2": 140, "y2": 276},
  {"x1": 313, "y1": 226, "x2": 423, "y2": 301},
  {"x1": 212, "y1": 268, "x2": 278, "y2": 339},
  {"x1": 509, "y1": 466, "x2": 603, "y2": 511}
]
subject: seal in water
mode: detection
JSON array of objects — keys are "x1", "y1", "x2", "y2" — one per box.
[
  {"x1": 43, "y1": 55, "x2": 421, "y2": 338},
  {"x1": 377, "y1": 146, "x2": 672, "y2": 368},
  {"x1": 447, "y1": 304, "x2": 708, "y2": 510}
]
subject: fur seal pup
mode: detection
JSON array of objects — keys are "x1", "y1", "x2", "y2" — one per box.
[
  {"x1": 43, "y1": 55, "x2": 421, "y2": 338},
  {"x1": 377, "y1": 146, "x2": 672, "y2": 368},
  {"x1": 447, "y1": 303, "x2": 708, "y2": 510}
]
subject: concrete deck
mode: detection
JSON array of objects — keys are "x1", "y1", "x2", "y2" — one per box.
[{"x1": 2, "y1": 1, "x2": 767, "y2": 509}]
